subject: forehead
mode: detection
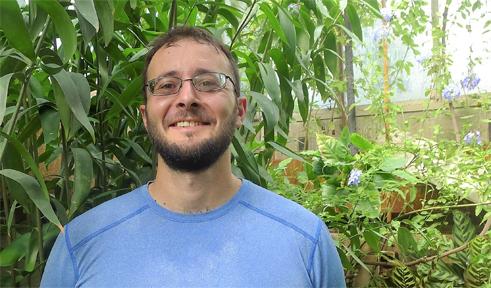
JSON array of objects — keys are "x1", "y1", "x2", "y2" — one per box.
[{"x1": 147, "y1": 39, "x2": 231, "y2": 79}]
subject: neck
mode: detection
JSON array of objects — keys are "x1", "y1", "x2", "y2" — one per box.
[{"x1": 149, "y1": 150, "x2": 241, "y2": 213}]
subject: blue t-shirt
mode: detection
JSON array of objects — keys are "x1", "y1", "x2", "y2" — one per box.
[{"x1": 41, "y1": 180, "x2": 345, "y2": 287}]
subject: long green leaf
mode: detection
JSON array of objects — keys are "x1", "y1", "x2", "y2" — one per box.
[
  {"x1": 75, "y1": 0, "x2": 99, "y2": 31},
  {"x1": 0, "y1": 169, "x2": 62, "y2": 231},
  {"x1": 249, "y1": 91, "x2": 279, "y2": 137},
  {"x1": 0, "y1": 232, "x2": 30, "y2": 267},
  {"x1": 0, "y1": 0, "x2": 35, "y2": 60},
  {"x1": 35, "y1": 0, "x2": 77, "y2": 63},
  {"x1": 0, "y1": 73, "x2": 14, "y2": 126},
  {"x1": 277, "y1": 7, "x2": 296, "y2": 51},
  {"x1": 52, "y1": 70, "x2": 95, "y2": 141},
  {"x1": 346, "y1": 3, "x2": 363, "y2": 41},
  {"x1": 69, "y1": 148, "x2": 93, "y2": 217},
  {"x1": 258, "y1": 62, "x2": 281, "y2": 104},
  {"x1": 94, "y1": 0, "x2": 115, "y2": 46},
  {"x1": 267, "y1": 141, "x2": 305, "y2": 162}
]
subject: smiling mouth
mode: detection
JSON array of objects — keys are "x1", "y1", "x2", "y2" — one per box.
[{"x1": 170, "y1": 121, "x2": 211, "y2": 127}]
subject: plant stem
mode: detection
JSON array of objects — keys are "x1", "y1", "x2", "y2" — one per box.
[{"x1": 230, "y1": 0, "x2": 258, "y2": 49}]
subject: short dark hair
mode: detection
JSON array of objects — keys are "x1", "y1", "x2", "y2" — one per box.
[{"x1": 142, "y1": 26, "x2": 240, "y2": 102}]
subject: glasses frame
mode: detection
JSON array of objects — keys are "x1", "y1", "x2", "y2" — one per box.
[{"x1": 145, "y1": 72, "x2": 236, "y2": 96}]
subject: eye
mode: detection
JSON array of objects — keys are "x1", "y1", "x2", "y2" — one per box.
[
  {"x1": 195, "y1": 74, "x2": 221, "y2": 91},
  {"x1": 153, "y1": 78, "x2": 180, "y2": 94}
]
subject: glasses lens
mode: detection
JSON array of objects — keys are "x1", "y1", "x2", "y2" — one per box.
[
  {"x1": 193, "y1": 73, "x2": 226, "y2": 92},
  {"x1": 152, "y1": 77, "x2": 181, "y2": 95}
]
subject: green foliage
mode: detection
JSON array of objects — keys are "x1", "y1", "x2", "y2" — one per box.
[{"x1": 391, "y1": 265, "x2": 418, "y2": 288}]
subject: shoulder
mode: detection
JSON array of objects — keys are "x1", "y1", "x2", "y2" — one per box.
[
  {"x1": 65, "y1": 185, "x2": 150, "y2": 249},
  {"x1": 239, "y1": 180, "x2": 323, "y2": 242}
]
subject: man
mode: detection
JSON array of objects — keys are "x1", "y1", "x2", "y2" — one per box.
[{"x1": 41, "y1": 26, "x2": 345, "y2": 287}]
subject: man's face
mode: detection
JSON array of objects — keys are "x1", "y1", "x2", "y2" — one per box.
[{"x1": 140, "y1": 39, "x2": 246, "y2": 172}]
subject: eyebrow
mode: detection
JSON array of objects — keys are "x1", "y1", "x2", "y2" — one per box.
[{"x1": 155, "y1": 68, "x2": 220, "y2": 79}]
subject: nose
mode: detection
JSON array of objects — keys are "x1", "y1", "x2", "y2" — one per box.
[{"x1": 175, "y1": 79, "x2": 200, "y2": 109}]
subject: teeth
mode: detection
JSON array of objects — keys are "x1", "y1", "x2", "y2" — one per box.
[{"x1": 175, "y1": 121, "x2": 202, "y2": 127}]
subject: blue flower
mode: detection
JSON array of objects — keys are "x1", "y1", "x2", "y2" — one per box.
[
  {"x1": 442, "y1": 85, "x2": 461, "y2": 101},
  {"x1": 288, "y1": 3, "x2": 301, "y2": 13},
  {"x1": 461, "y1": 74, "x2": 480, "y2": 90},
  {"x1": 348, "y1": 169, "x2": 362, "y2": 186},
  {"x1": 380, "y1": 8, "x2": 394, "y2": 22},
  {"x1": 373, "y1": 26, "x2": 391, "y2": 42},
  {"x1": 464, "y1": 131, "x2": 482, "y2": 145}
]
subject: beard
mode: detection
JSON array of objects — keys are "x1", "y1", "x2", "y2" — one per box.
[{"x1": 146, "y1": 108, "x2": 237, "y2": 173}]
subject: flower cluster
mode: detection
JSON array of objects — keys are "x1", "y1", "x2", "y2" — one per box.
[
  {"x1": 460, "y1": 75, "x2": 480, "y2": 91},
  {"x1": 288, "y1": 3, "x2": 301, "y2": 13},
  {"x1": 442, "y1": 85, "x2": 461, "y2": 101},
  {"x1": 380, "y1": 8, "x2": 395, "y2": 22},
  {"x1": 347, "y1": 169, "x2": 362, "y2": 186},
  {"x1": 463, "y1": 131, "x2": 482, "y2": 145},
  {"x1": 373, "y1": 26, "x2": 391, "y2": 42}
]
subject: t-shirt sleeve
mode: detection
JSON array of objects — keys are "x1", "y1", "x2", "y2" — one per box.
[
  {"x1": 310, "y1": 220, "x2": 346, "y2": 288},
  {"x1": 40, "y1": 231, "x2": 77, "y2": 287}
]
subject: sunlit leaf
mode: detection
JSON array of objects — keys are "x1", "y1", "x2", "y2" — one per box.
[
  {"x1": 35, "y1": 0, "x2": 77, "y2": 63},
  {"x1": 0, "y1": 0, "x2": 35, "y2": 60},
  {"x1": 0, "y1": 73, "x2": 14, "y2": 126},
  {"x1": 75, "y1": 0, "x2": 99, "y2": 31},
  {"x1": 52, "y1": 70, "x2": 95, "y2": 141}
]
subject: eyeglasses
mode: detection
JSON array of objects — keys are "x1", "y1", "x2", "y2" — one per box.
[{"x1": 145, "y1": 72, "x2": 236, "y2": 96}]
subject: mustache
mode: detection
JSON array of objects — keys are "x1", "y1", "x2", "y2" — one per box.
[{"x1": 164, "y1": 109, "x2": 214, "y2": 125}]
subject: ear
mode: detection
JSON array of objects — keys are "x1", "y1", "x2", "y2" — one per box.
[
  {"x1": 139, "y1": 104, "x2": 148, "y2": 130},
  {"x1": 235, "y1": 97, "x2": 247, "y2": 128}
]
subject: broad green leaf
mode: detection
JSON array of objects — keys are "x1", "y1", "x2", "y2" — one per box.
[
  {"x1": 124, "y1": 139, "x2": 152, "y2": 165},
  {"x1": 277, "y1": 7, "x2": 296, "y2": 51},
  {"x1": 350, "y1": 133, "x2": 374, "y2": 151},
  {"x1": 77, "y1": 7, "x2": 97, "y2": 43},
  {"x1": 39, "y1": 108, "x2": 60, "y2": 145},
  {"x1": 35, "y1": 0, "x2": 77, "y2": 63},
  {"x1": 259, "y1": 4, "x2": 287, "y2": 44},
  {"x1": 24, "y1": 231, "x2": 38, "y2": 272},
  {"x1": 218, "y1": 8, "x2": 239, "y2": 29},
  {"x1": 7, "y1": 201, "x2": 17, "y2": 238},
  {"x1": 52, "y1": 70, "x2": 95, "y2": 141},
  {"x1": 52, "y1": 80, "x2": 72, "y2": 137},
  {"x1": 0, "y1": 169, "x2": 62, "y2": 231},
  {"x1": 380, "y1": 156, "x2": 407, "y2": 172},
  {"x1": 69, "y1": 148, "x2": 93, "y2": 217},
  {"x1": 290, "y1": 80, "x2": 308, "y2": 123},
  {"x1": 0, "y1": 0, "x2": 35, "y2": 60},
  {"x1": 0, "y1": 73, "x2": 14, "y2": 126},
  {"x1": 363, "y1": 230, "x2": 381, "y2": 253},
  {"x1": 231, "y1": 136, "x2": 262, "y2": 186},
  {"x1": 392, "y1": 170, "x2": 418, "y2": 183},
  {"x1": 258, "y1": 63, "x2": 281, "y2": 104},
  {"x1": 397, "y1": 226, "x2": 418, "y2": 257},
  {"x1": 75, "y1": 0, "x2": 99, "y2": 31},
  {"x1": 267, "y1": 141, "x2": 305, "y2": 162},
  {"x1": 346, "y1": 4, "x2": 363, "y2": 41},
  {"x1": 94, "y1": 0, "x2": 115, "y2": 46},
  {"x1": 250, "y1": 92, "x2": 279, "y2": 137},
  {"x1": 0, "y1": 232, "x2": 30, "y2": 267}
]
